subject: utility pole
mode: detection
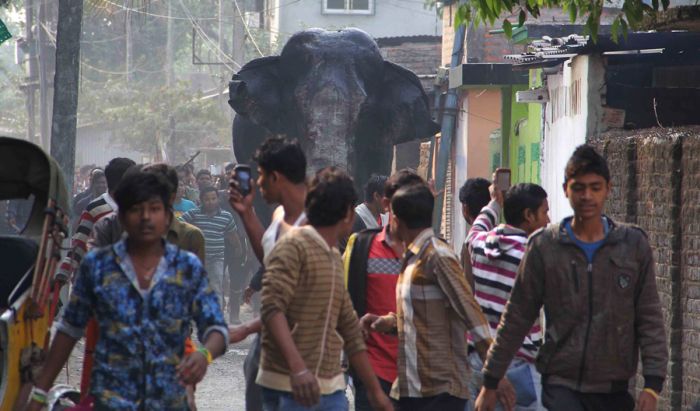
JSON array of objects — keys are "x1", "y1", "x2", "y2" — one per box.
[
  {"x1": 232, "y1": 0, "x2": 246, "y2": 70},
  {"x1": 125, "y1": 0, "x2": 132, "y2": 84},
  {"x1": 23, "y1": 0, "x2": 37, "y2": 144},
  {"x1": 165, "y1": 0, "x2": 174, "y2": 86},
  {"x1": 37, "y1": 0, "x2": 53, "y2": 150},
  {"x1": 50, "y1": 0, "x2": 83, "y2": 193}
]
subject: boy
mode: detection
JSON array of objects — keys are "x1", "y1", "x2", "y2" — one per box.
[
  {"x1": 26, "y1": 170, "x2": 227, "y2": 410},
  {"x1": 363, "y1": 184, "x2": 514, "y2": 411},
  {"x1": 465, "y1": 181, "x2": 549, "y2": 410},
  {"x1": 257, "y1": 167, "x2": 392, "y2": 411},
  {"x1": 183, "y1": 185, "x2": 242, "y2": 299},
  {"x1": 343, "y1": 169, "x2": 424, "y2": 410},
  {"x1": 475, "y1": 145, "x2": 668, "y2": 411}
]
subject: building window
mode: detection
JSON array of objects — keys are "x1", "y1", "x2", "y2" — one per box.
[{"x1": 323, "y1": 0, "x2": 374, "y2": 15}]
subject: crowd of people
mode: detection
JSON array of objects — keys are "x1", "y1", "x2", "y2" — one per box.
[{"x1": 19, "y1": 138, "x2": 668, "y2": 411}]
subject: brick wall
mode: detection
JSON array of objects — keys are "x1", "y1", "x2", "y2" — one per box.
[
  {"x1": 378, "y1": 36, "x2": 442, "y2": 93},
  {"x1": 591, "y1": 126, "x2": 700, "y2": 410}
]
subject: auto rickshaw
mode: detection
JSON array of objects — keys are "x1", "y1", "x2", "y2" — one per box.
[{"x1": 0, "y1": 137, "x2": 78, "y2": 410}]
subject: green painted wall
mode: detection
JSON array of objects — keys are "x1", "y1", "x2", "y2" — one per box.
[{"x1": 507, "y1": 69, "x2": 543, "y2": 184}]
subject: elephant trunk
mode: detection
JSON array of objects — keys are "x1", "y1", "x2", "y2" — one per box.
[{"x1": 303, "y1": 80, "x2": 366, "y2": 175}]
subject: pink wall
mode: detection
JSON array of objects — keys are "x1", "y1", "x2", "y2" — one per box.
[{"x1": 466, "y1": 89, "x2": 501, "y2": 178}]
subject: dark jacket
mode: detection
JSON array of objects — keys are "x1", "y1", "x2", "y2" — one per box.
[
  {"x1": 483, "y1": 216, "x2": 668, "y2": 394},
  {"x1": 343, "y1": 228, "x2": 381, "y2": 317}
]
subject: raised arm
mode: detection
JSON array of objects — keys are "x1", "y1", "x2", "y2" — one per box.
[
  {"x1": 466, "y1": 183, "x2": 503, "y2": 249},
  {"x1": 229, "y1": 178, "x2": 266, "y2": 263}
]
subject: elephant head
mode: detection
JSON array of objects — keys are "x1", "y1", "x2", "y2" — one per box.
[{"x1": 229, "y1": 28, "x2": 439, "y2": 188}]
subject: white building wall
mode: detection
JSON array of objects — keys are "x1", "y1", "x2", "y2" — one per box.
[
  {"x1": 273, "y1": 0, "x2": 441, "y2": 44},
  {"x1": 75, "y1": 126, "x2": 148, "y2": 168},
  {"x1": 541, "y1": 55, "x2": 592, "y2": 222}
]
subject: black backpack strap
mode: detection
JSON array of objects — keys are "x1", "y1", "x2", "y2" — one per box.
[{"x1": 346, "y1": 228, "x2": 381, "y2": 317}]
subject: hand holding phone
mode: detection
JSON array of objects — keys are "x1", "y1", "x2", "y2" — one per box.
[
  {"x1": 233, "y1": 164, "x2": 252, "y2": 197},
  {"x1": 495, "y1": 168, "x2": 511, "y2": 192}
]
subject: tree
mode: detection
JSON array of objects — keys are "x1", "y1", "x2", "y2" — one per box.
[
  {"x1": 452, "y1": 0, "x2": 671, "y2": 42},
  {"x1": 79, "y1": 79, "x2": 229, "y2": 163}
]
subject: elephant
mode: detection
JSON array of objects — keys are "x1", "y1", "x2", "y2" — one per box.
[{"x1": 228, "y1": 27, "x2": 440, "y2": 208}]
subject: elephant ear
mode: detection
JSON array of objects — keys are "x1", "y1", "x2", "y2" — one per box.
[
  {"x1": 228, "y1": 56, "x2": 286, "y2": 135},
  {"x1": 379, "y1": 61, "x2": 440, "y2": 143}
]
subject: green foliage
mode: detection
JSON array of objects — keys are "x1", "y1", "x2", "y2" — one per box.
[
  {"x1": 453, "y1": 0, "x2": 671, "y2": 42},
  {"x1": 79, "y1": 79, "x2": 229, "y2": 163}
]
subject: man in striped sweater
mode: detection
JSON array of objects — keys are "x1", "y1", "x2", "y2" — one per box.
[
  {"x1": 55, "y1": 157, "x2": 135, "y2": 283},
  {"x1": 466, "y1": 181, "x2": 550, "y2": 410}
]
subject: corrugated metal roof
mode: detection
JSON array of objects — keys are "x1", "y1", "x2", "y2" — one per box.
[{"x1": 504, "y1": 31, "x2": 700, "y2": 68}]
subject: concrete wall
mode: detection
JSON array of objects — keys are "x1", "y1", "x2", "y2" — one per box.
[
  {"x1": 274, "y1": 0, "x2": 441, "y2": 44},
  {"x1": 590, "y1": 126, "x2": 700, "y2": 411},
  {"x1": 541, "y1": 55, "x2": 602, "y2": 221}
]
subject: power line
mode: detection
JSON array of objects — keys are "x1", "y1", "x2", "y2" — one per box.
[
  {"x1": 233, "y1": 0, "x2": 264, "y2": 57},
  {"x1": 40, "y1": 21, "x2": 163, "y2": 76},
  {"x1": 176, "y1": 0, "x2": 242, "y2": 70},
  {"x1": 98, "y1": 0, "x2": 302, "y2": 22}
]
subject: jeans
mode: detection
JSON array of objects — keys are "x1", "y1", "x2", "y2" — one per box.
[
  {"x1": 205, "y1": 258, "x2": 225, "y2": 303},
  {"x1": 262, "y1": 388, "x2": 348, "y2": 411},
  {"x1": 541, "y1": 384, "x2": 634, "y2": 411},
  {"x1": 244, "y1": 334, "x2": 264, "y2": 411},
  {"x1": 354, "y1": 377, "x2": 395, "y2": 411},
  {"x1": 466, "y1": 351, "x2": 544, "y2": 411},
  {"x1": 397, "y1": 394, "x2": 466, "y2": 411}
]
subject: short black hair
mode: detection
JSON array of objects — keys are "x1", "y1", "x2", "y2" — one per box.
[
  {"x1": 565, "y1": 145, "x2": 610, "y2": 184},
  {"x1": 306, "y1": 167, "x2": 357, "y2": 227},
  {"x1": 105, "y1": 157, "x2": 136, "y2": 192},
  {"x1": 503, "y1": 183, "x2": 548, "y2": 226},
  {"x1": 199, "y1": 185, "x2": 218, "y2": 200},
  {"x1": 225, "y1": 162, "x2": 235, "y2": 172},
  {"x1": 459, "y1": 178, "x2": 490, "y2": 217},
  {"x1": 391, "y1": 184, "x2": 434, "y2": 230},
  {"x1": 254, "y1": 137, "x2": 306, "y2": 184},
  {"x1": 143, "y1": 163, "x2": 178, "y2": 194},
  {"x1": 364, "y1": 174, "x2": 388, "y2": 202},
  {"x1": 114, "y1": 170, "x2": 171, "y2": 215},
  {"x1": 196, "y1": 169, "x2": 212, "y2": 179},
  {"x1": 384, "y1": 169, "x2": 426, "y2": 199}
]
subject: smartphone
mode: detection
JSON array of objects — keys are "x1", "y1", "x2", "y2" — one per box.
[
  {"x1": 495, "y1": 168, "x2": 511, "y2": 192},
  {"x1": 234, "y1": 164, "x2": 252, "y2": 196}
]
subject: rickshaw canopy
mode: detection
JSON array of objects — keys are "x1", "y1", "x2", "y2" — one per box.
[{"x1": 0, "y1": 137, "x2": 70, "y2": 237}]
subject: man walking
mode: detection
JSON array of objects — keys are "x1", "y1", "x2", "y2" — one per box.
[
  {"x1": 25, "y1": 170, "x2": 227, "y2": 411},
  {"x1": 56, "y1": 157, "x2": 135, "y2": 283},
  {"x1": 72, "y1": 168, "x2": 107, "y2": 225},
  {"x1": 466, "y1": 181, "x2": 550, "y2": 410},
  {"x1": 343, "y1": 169, "x2": 424, "y2": 410},
  {"x1": 458, "y1": 178, "x2": 490, "y2": 287},
  {"x1": 339, "y1": 174, "x2": 388, "y2": 253},
  {"x1": 55, "y1": 157, "x2": 135, "y2": 398},
  {"x1": 257, "y1": 167, "x2": 393, "y2": 411},
  {"x1": 362, "y1": 183, "x2": 514, "y2": 411},
  {"x1": 475, "y1": 145, "x2": 668, "y2": 411},
  {"x1": 227, "y1": 137, "x2": 309, "y2": 411},
  {"x1": 183, "y1": 185, "x2": 242, "y2": 301}
]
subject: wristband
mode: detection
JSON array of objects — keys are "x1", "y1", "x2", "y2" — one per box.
[
  {"x1": 197, "y1": 346, "x2": 213, "y2": 364},
  {"x1": 30, "y1": 387, "x2": 48, "y2": 405},
  {"x1": 293, "y1": 369, "x2": 310, "y2": 378},
  {"x1": 643, "y1": 388, "x2": 659, "y2": 400}
]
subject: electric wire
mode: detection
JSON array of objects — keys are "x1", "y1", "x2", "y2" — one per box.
[{"x1": 233, "y1": 0, "x2": 264, "y2": 57}]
